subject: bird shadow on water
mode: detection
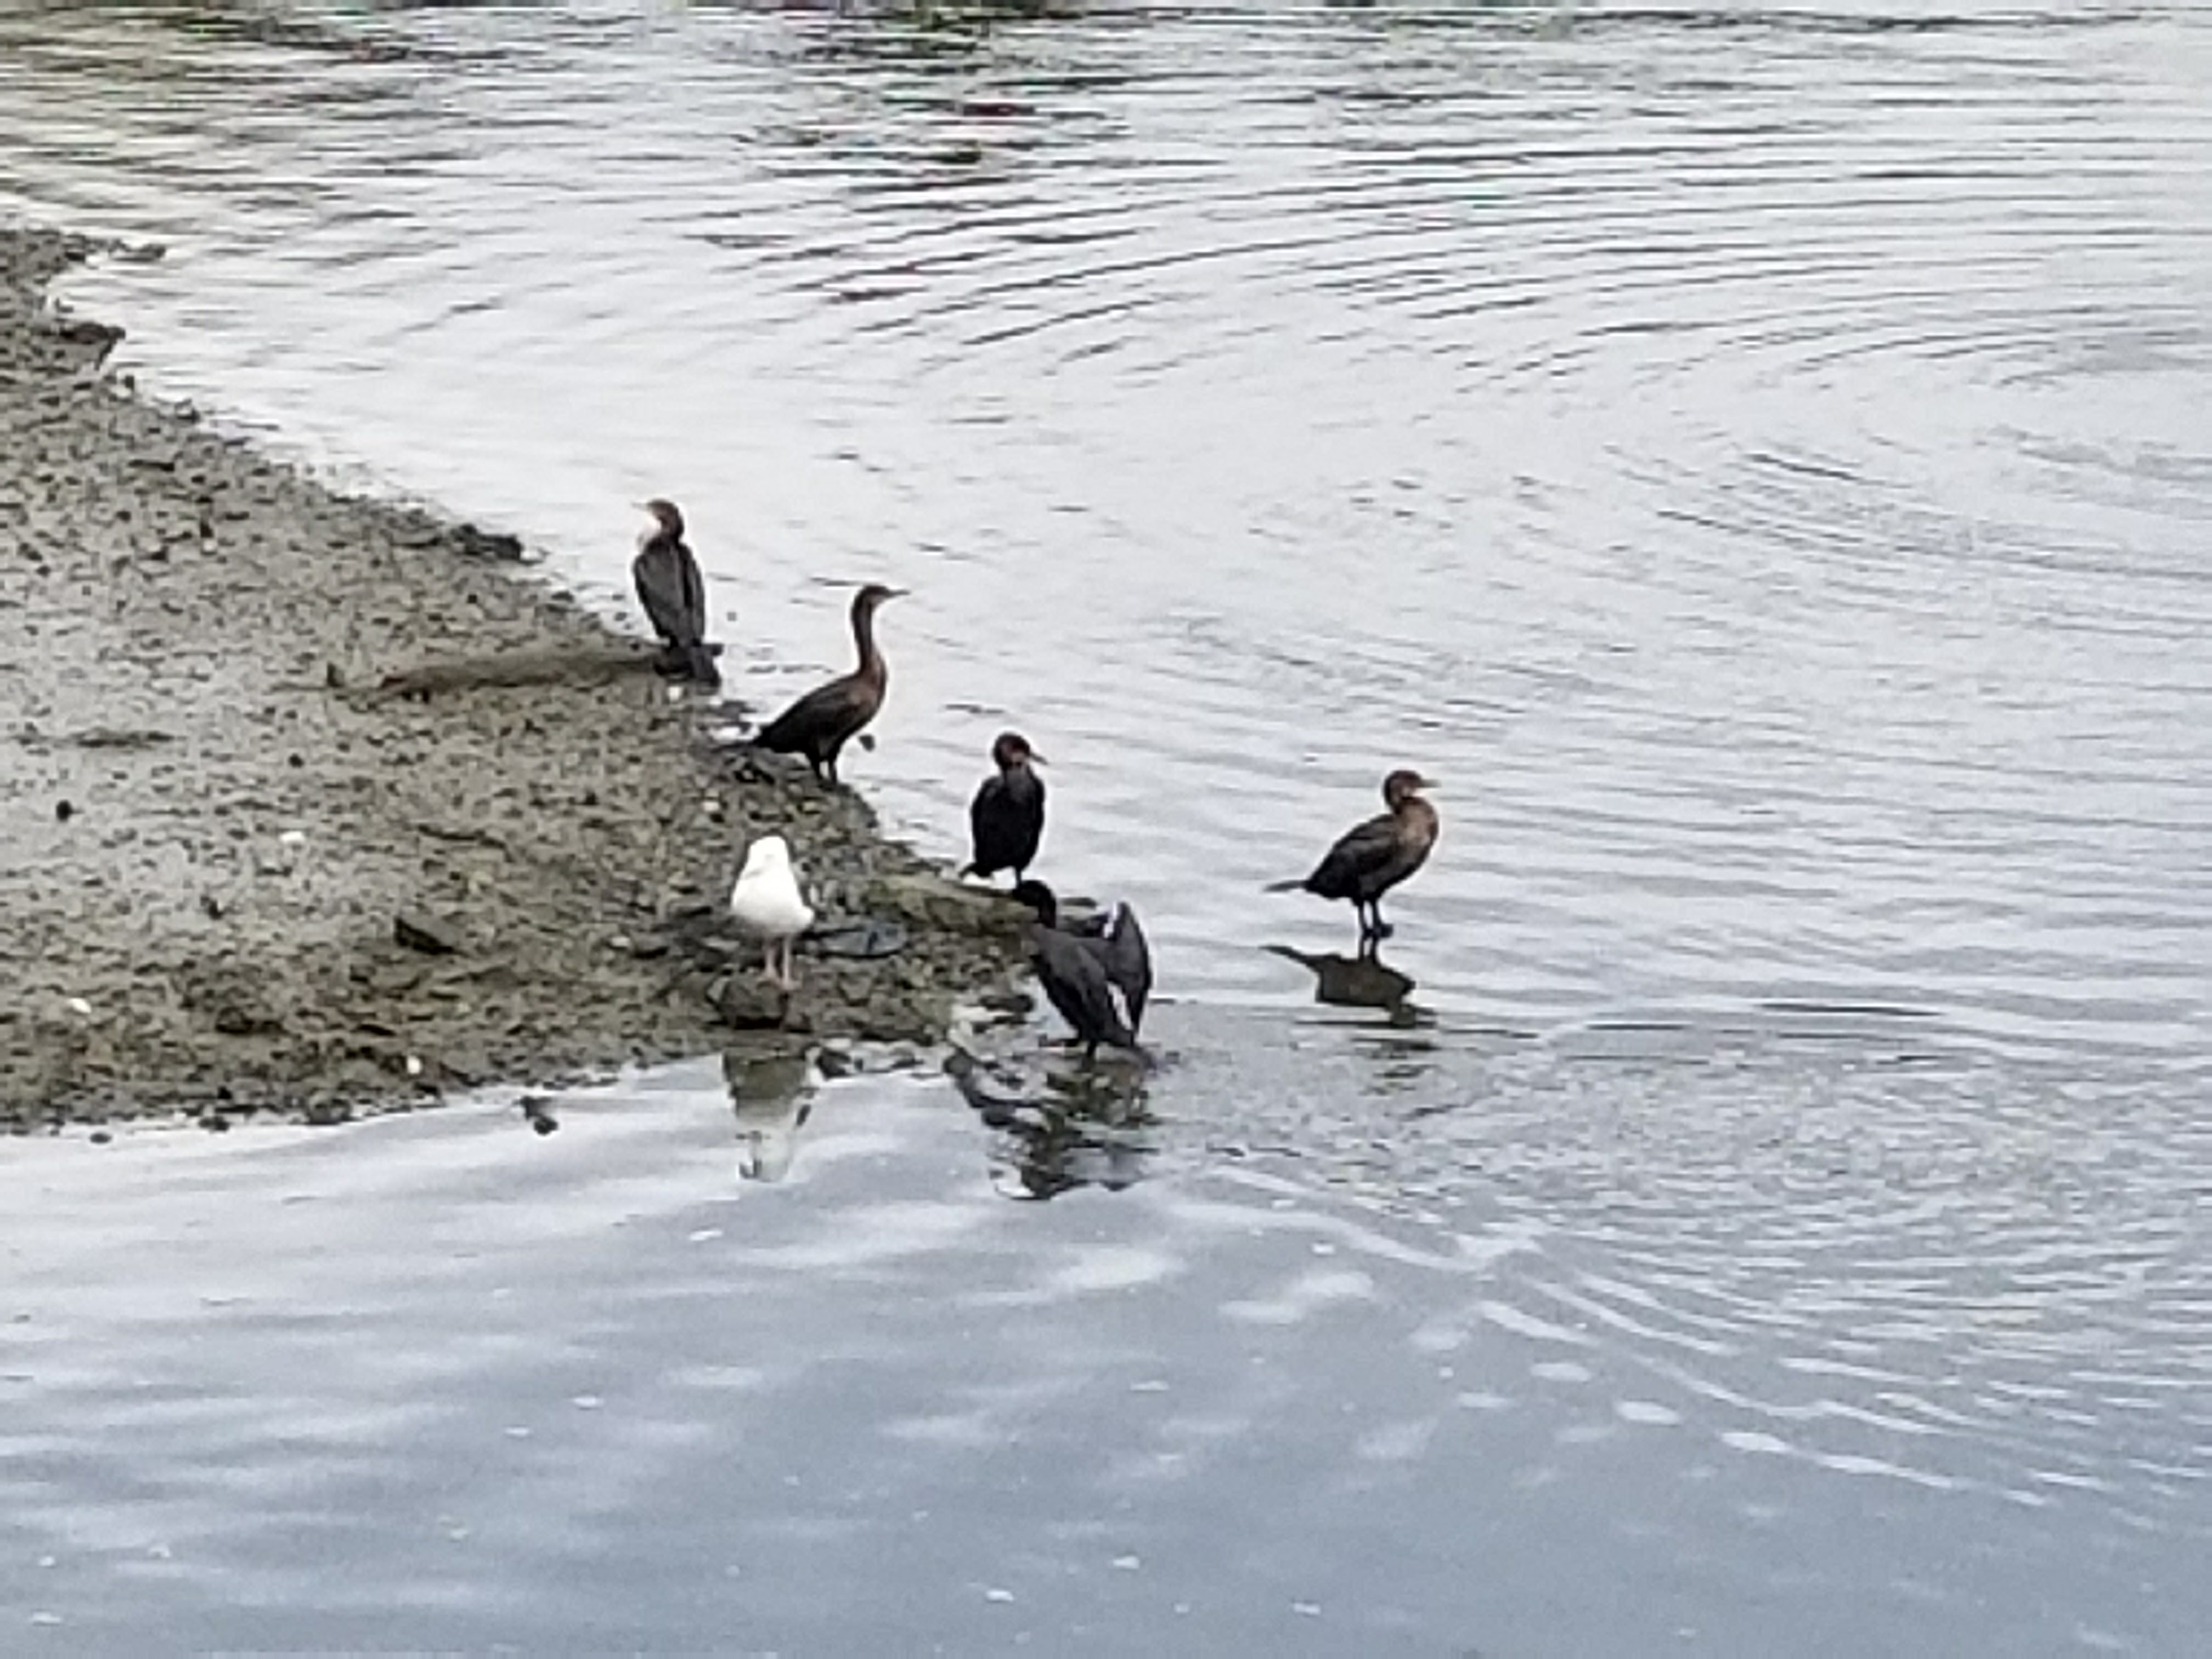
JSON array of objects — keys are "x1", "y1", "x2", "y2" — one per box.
[
  {"x1": 944, "y1": 1044, "x2": 1156, "y2": 1200},
  {"x1": 1264, "y1": 941, "x2": 1430, "y2": 1026}
]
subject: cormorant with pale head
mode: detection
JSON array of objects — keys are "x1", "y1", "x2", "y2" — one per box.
[{"x1": 630, "y1": 498, "x2": 719, "y2": 687}]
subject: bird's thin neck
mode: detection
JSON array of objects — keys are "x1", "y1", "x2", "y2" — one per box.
[{"x1": 851, "y1": 603, "x2": 884, "y2": 678}]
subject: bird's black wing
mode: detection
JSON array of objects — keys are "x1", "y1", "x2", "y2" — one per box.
[
  {"x1": 1084, "y1": 902, "x2": 1152, "y2": 1035},
  {"x1": 1031, "y1": 926, "x2": 1133, "y2": 1049},
  {"x1": 756, "y1": 675, "x2": 861, "y2": 755},
  {"x1": 968, "y1": 773, "x2": 1014, "y2": 873},
  {"x1": 632, "y1": 545, "x2": 687, "y2": 646},
  {"x1": 1304, "y1": 811, "x2": 1399, "y2": 899},
  {"x1": 676, "y1": 539, "x2": 707, "y2": 636}
]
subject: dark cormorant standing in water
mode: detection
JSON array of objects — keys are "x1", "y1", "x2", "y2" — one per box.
[
  {"x1": 753, "y1": 582, "x2": 905, "y2": 785},
  {"x1": 1069, "y1": 898, "x2": 1152, "y2": 1038},
  {"x1": 965, "y1": 731, "x2": 1047, "y2": 882},
  {"x1": 1268, "y1": 769, "x2": 1438, "y2": 949},
  {"x1": 630, "y1": 498, "x2": 719, "y2": 687},
  {"x1": 1012, "y1": 879, "x2": 1148, "y2": 1057}
]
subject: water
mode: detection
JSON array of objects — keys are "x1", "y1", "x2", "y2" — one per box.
[{"x1": 2, "y1": 1, "x2": 2209, "y2": 1649}]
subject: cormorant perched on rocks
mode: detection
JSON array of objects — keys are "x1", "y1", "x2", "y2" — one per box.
[
  {"x1": 630, "y1": 499, "x2": 718, "y2": 686},
  {"x1": 753, "y1": 583, "x2": 905, "y2": 785},
  {"x1": 1011, "y1": 879, "x2": 1144, "y2": 1058},
  {"x1": 728, "y1": 834, "x2": 814, "y2": 989},
  {"x1": 965, "y1": 731, "x2": 1046, "y2": 882},
  {"x1": 1268, "y1": 769, "x2": 1438, "y2": 950}
]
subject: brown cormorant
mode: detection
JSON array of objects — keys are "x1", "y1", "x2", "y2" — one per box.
[
  {"x1": 630, "y1": 499, "x2": 719, "y2": 686},
  {"x1": 753, "y1": 583, "x2": 905, "y2": 785},
  {"x1": 1011, "y1": 879, "x2": 1143, "y2": 1058},
  {"x1": 965, "y1": 731, "x2": 1047, "y2": 882},
  {"x1": 1268, "y1": 769, "x2": 1438, "y2": 949}
]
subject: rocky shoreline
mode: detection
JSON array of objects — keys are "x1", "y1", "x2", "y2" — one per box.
[{"x1": 1, "y1": 222, "x2": 1027, "y2": 1133}]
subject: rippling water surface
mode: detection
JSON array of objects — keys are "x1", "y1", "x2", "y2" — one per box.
[{"x1": 2, "y1": 1, "x2": 2208, "y2": 1649}]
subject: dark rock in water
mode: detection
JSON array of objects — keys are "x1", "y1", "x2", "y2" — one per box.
[
  {"x1": 54, "y1": 799, "x2": 73, "y2": 822},
  {"x1": 519, "y1": 1096, "x2": 559, "y2": 1135},
  {"x1": 393, "y1": 910, "x2": 461, "y2": 956}
]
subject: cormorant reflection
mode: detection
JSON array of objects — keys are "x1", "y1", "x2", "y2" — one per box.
[
  {"x1": 945, "y1": 1046, "x2": 1154, "y2": 1200},
  {"x1": 1264, "y1": 943, "x2": 1427, "y2": 1024}
]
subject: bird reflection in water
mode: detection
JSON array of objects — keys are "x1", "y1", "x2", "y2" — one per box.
[
  {"x1": 1263, "y1": 943, "x2": 1429, "y2": 1026},
  {"x1": 944, "y1": 1045, "x2": 1154, "y2": 1200},
  {"x1": 723, "y1": 1047, "x2": 817, "y2": 1183}
]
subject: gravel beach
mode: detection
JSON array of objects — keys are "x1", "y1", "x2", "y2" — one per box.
[{"x1": 2, "y1": 222, "x2": 1024, "y2": 1131}]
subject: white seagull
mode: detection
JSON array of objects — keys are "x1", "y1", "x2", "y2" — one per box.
[{"x1": 728, "y1": 834, "x2": 815, "y2": 989}]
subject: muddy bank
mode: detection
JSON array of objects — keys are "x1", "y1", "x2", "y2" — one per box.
[{"x1": 1, "y1": 222, "x2": 1026, "y2": 1131}]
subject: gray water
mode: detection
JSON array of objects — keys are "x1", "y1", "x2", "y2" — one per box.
[{"x1": 3, "y1": 1, "x2": 2209, "y2": 1651}]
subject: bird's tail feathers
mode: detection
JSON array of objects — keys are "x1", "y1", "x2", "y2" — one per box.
[{"x1": 684, "y1": 644, "x2": 721, "y2": 688}]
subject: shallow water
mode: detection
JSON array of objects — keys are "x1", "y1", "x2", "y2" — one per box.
[
  {"x1": 2, "y1": 0, "x2": 2209, "y2": 1649},
  {"x1": 5, "y1": 1040, "x2": 2208, "y2": 1653}
]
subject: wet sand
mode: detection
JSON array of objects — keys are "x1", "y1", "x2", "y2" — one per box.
[{"x1": 1, "y1": 223, "x2": 1023, "y2": 1131}]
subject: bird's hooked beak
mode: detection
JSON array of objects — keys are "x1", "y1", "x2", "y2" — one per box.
[{"x1": 1026, "y1": 749, "x2": 1048, "y2": 767}]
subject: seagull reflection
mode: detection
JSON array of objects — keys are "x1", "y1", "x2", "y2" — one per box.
[
  {"x1": 945, "y1": 1045, "x2": 1154, "y2": 1200},
  {"x1": 723, "y1": 1047, "x2": 817, "y2": 1183},
  {"x1": 1264, "y1": 942, "x2": 1427, "y2": 1023}
]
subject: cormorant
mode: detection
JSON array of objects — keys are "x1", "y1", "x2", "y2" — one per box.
[
  {"x1": 965, "y1": 731, "x2": 1047, "y2": 882},
  {"x1": 1011, "y1": 879, "x2": 1141, "y2": 1058},
  {"x1": 753, "y1": 583, "x2": 905, "y2": 784},
  {"x1": 1268, "y1": 769, "x2": 1438, "y2": 949},
  {"x1": 1068, "y1": 899, "x2": 1152, "y2": 1038},
  {"x1": 630, "y1": 498, "x2": 719, "y2": 686},
  {"x1": 728, "y1": 834, "x2": 815, "y2": 989}
]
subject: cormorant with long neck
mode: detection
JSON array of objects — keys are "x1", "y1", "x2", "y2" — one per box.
[
  {"x1": 1011, "y1": 879, "x2": 1145, "y2": 1058},
  {"x1": 1268, "y1": 769, "x2": 1439, "y2": 950},
  {"x1": 965, "y1": 731, "x2": 1047, "y2": 882},
  {"x1": 630, "y1": 498, "x2": 719, "y2": 687},
  {"x1": 753, "y1": 582, "x2": 905, "y2": 785}
]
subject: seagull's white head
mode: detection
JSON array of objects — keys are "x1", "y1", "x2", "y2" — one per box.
[{"x1": 740, "y1": 835, "x2": 793, "y2": 878}]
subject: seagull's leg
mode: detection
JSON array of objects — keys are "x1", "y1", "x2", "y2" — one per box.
[{"x1": 1372, "y1": 898, "x2": 1395, "y2": 940}]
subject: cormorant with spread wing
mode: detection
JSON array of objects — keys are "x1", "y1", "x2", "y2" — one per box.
[{"x1": 1012, "y1": 880, "x2": 1150, "y2": 1057}]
